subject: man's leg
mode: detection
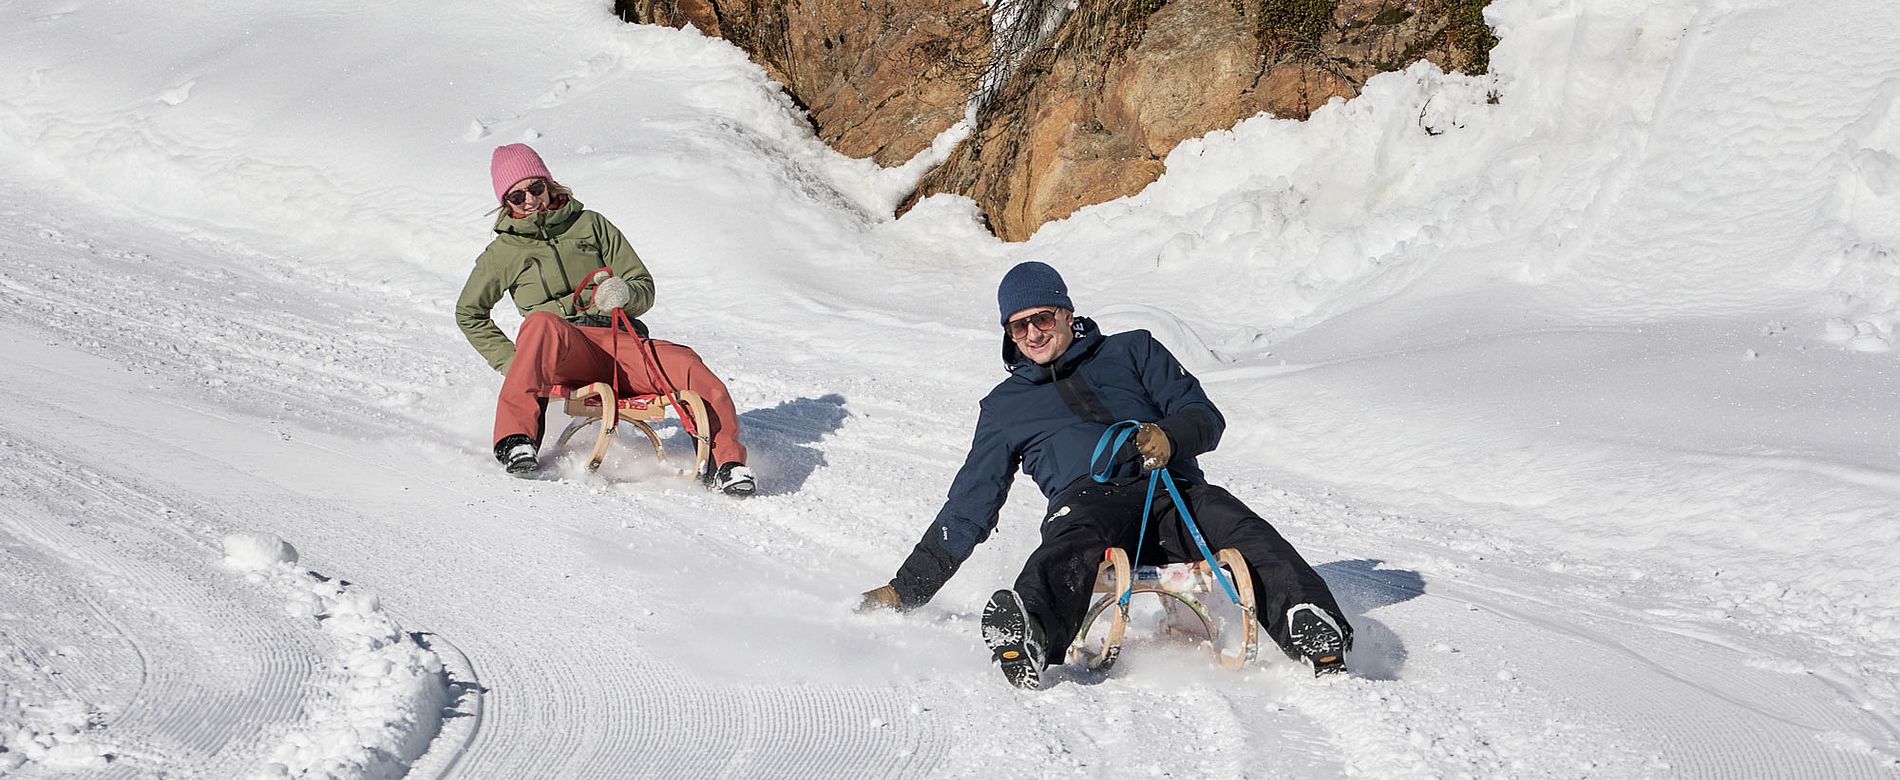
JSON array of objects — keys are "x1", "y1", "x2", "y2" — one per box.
[
  {"x1": 1009, "y1": 483, "x2": 1149, "y2": 665},
  {"x1": 1164, "y1": 483, "x2": 1352, "y2": 659}
]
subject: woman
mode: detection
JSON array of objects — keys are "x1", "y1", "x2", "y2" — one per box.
[{"x1": 455, "y1": 143, "x2": 754, "y2": 496}]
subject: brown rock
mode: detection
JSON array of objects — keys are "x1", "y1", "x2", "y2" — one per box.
[
  {"x1": 623, "y1": 0, "x2": 989, "y2": 166},
  {"x1": 625, "y1": 0, "x2": 1495, "y2": 241},
  {"x1": 902, "y1": 0, "x2": 1492, "y2": 240},
  {"x1": 618, "y1": 0, "x2": 722, "y2": 34}
]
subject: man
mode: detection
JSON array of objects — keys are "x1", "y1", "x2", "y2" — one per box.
[{"x1": 859, "y1": 261, "x2": 1351, "y2": 689}]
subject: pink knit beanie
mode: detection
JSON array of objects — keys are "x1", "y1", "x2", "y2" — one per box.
[{"x1": 491, "y1": 144, "x2": 553, "y2": 205}]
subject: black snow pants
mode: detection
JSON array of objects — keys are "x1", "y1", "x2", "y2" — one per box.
[{"x1": 1012, "y1": 478, "x2": 1349, "y2": 664}]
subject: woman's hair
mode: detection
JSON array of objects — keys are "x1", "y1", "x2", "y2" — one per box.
[{"x1": 487, "y1": 178, "x2": 575, "y2": 219}]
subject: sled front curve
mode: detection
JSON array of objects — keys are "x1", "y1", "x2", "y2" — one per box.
[
  {"x1": 1069, "y1": 547, "x2": 1132, "y2": 671},
  {"x1": 1211, "y1": 547, "x2": 1258, "y2": 669}
]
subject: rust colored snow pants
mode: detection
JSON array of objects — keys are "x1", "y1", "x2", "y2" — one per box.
[{"x1": 494, "y1": 311, "x2": 748, "y2": 466}]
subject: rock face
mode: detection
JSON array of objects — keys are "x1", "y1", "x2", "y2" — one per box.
[
  {"x1": 618, "y1": 0, "x2": 989, "y2": 166},
  {"x1": 621, "y1": 0, "x2": 1495, "y2": 241}
]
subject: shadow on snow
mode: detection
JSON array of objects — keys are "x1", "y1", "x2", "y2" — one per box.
[{"x1": 1316, "y1": 558, "x2": 1425, "y2": 681}]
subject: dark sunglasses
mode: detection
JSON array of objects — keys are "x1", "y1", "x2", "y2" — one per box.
[
  {"x1": 1006, "y1": 309, "x2": 1061, "y2": 339},
  {"x1": 505, "y1": 180, "x2": 548, "y2": 206}
]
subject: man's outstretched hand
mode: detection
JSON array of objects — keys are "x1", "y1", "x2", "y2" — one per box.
[
  {"x1": 1136, "y1": 422, "x2": 1172, "y2": 471},
  {"x1": 856, "y1": 584, "x2": 904, "y2": 613}
]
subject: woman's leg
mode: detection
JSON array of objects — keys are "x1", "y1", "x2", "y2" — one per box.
[
  {"x1": 610, "y1": 338, "x2": 748, "y2": 467},
  {"x1": 493, "y1": 312, "x2": 616, "y2": 447}
]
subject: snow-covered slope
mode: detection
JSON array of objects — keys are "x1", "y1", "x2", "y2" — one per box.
[{"x1": 1, "y1": 0, "x2": 1896, "y2": 777}]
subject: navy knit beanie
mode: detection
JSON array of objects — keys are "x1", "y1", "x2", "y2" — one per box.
[{"x1": 996, "y1": 261, "x2": 1074, "y2": 324}]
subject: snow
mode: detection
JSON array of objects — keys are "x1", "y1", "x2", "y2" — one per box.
[
  {"x1": 225, "y1": 533, "x2": 302, "y2": 570},
  {"x1": 220, "y1": 533, "x2": 448, "y2": 780},
  {"x1": 1, "y1": 0, "x2": 1897, "y2": 777}
]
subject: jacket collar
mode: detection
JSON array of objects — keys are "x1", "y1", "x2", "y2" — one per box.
[
  {"x1": 1003, "y1": 316, "x2": 1103, "y2": 382},
  {"x1": 493, "y1": 195, "x2": 582, "y2": 238}
]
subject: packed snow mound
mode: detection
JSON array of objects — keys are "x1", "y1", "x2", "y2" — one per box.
[
  {"x1": 234, "y1": 544, "x2": 451, "y2": 780},
  {"x1": 1822, "y1": 91, "x2": 1900, "y2": 351},
  {"x1": 0, "y1": 694, "x2": 111, "y2": 773},
  {"x1": 224, "y1": 533, "x2": 301, "y2": 570}
]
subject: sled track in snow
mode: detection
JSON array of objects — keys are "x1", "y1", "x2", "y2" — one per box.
[
  {"x1": 0, "y1": 415, "x2": 324, "y2": 777},
  {"x1": 438, "y1": 608, "x2": 950, "y2": 777},
  {"x1": 633, "y1": 675, "x2": 948, "y2": 778},
  {"x1": 328, "y1": 460, "x2": 958, "y2": 777},
  {"x1": 0, "y1": 533, "x2": 148, "y2": 773}
]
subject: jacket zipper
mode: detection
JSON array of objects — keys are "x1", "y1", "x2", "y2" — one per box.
[{"x1": 528, "y1": 217, "x2": 577, "y2": 317}]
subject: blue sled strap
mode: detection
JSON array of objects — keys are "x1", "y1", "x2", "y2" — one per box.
[{"x1": 1088, "y1": 421, "x2": 1247, "y2": 609}]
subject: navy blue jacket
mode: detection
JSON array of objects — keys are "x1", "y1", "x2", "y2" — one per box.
[{"x1": 890, "y1": 317, "x2": 1225, "y2": 606}]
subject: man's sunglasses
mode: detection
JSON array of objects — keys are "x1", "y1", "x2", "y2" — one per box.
[
  {"x1": 1006, "y1": 309, "x2": 1061, "y2": 339},
  {"x1": 505, "y1": 180, "x2": 548, "y2": 206}
]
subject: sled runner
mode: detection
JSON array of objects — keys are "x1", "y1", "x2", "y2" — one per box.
[
  {"x1": 547, "y1": 382, "x2": 713, "y2": 478},
  {"x1": 1068, "y1": 546, "x2": 1259, "y2": 672}
]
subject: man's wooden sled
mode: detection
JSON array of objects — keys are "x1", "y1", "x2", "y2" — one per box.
[
  {"x1": 1067, "y1": 547, "x2": 1259, "y2": 671},
  {"x1": 547, "y1": 382, "x2": 712, "y2": 478}
]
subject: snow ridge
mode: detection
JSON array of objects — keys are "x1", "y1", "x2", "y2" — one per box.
[{"x1": 224, "y1": 534, "x2": 450, "y2": 780}]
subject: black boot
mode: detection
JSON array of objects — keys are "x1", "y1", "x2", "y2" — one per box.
[
  {"x1": 982, "y1": 589, "x2": 1048, "y2": 690},
  {"x1": 495, "y1": 434, "x2": 539, "y2": 477},
  {"x1": 1286, "y1": 604, "x2": 1349, "y2": 675},
  {"x1": 702, "y1": 461, "x2": 756, "y2": 498}
]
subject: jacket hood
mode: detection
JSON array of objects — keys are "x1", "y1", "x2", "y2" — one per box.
[
  {"x1": 492, "y1": 195, "x2": 583, "y2": 238},
  {"x1": 1002, "y1": 315, "x2": 1103, "y2": 381}
]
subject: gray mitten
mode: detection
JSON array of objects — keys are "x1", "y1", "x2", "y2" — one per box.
[{"x1": 592, "y1": 274, "x2": 632, "y2": 313}]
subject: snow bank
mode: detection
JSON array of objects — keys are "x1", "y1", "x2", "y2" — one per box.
[
  {"x1": 1008, "y1": 0, "x2": 1709, "y2": 335},
  {"x1": 221, "y1": 534, "x2": 449, "y2": 780}
]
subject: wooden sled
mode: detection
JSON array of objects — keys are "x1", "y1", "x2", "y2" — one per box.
[
  {"x1": 547, "y1": 382, "x2": 712, "y2": 478},
  {"x1": 1068, "y1": 547, "x2": 1259, "y2": 672}
]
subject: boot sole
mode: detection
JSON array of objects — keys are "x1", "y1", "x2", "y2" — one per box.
[
  {"x1": 982, "y1": 590, "x2": 1044, "y2": 690},
  {"x1": 1288, "y1": 605, "x2": 1348, "y2": 676}
]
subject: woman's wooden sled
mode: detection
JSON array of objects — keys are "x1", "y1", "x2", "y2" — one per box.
[
  {"x1": 547, "y1": 382, "x2": 712, "y2": 479},
  {"x1": 1067, "y1": 547, "x2": 1259, "y2": 671}
]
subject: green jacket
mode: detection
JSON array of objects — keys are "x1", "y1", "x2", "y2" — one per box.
[{"x1": 455, "y1": 197, "x2": 655, "y2": 374}]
